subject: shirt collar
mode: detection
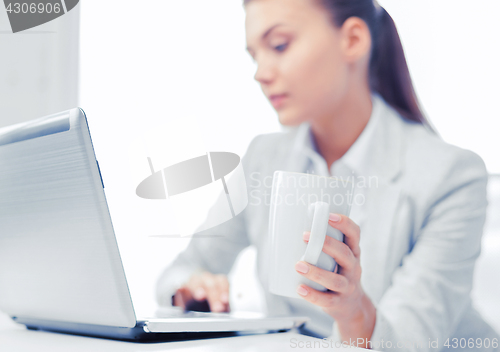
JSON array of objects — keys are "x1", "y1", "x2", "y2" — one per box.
[{"x1": 292, "y1": 93, "x2": 384, "y2": 177}]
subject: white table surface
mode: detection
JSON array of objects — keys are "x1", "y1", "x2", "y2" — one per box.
[{"x1": 0, "y1": 312, "x2": 366, "y2": 352}]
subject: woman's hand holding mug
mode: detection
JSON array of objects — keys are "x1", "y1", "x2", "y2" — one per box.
[
  {"x1": 267, "y1": 171, "x2": 374, "y2": 347},
  {"x1": 173, "y1": 271, "x2": 230, "y2": 313},
  {"x1": 295, "y1": 213, "x2": 376, "y2": 348}
]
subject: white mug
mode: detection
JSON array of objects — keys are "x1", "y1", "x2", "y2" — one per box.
[{"x1": 268, "y1": 171, "x2": 354, "y2": 299}]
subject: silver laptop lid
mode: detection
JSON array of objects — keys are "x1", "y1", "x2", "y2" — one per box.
[{"x1": 0, "y1": 108, "x2": 137, "y2": 328}]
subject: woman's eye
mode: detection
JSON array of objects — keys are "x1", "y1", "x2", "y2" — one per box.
[{"x1": 274, "y1": 43, "x2": 288, "y2": 52}]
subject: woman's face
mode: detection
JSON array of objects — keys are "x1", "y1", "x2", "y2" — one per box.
[{"x1": 245, "y1": 0, "x2": 349, "y2": 126}]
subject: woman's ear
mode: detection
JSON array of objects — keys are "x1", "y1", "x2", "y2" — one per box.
[{"x1": 339, "y1": 17, "x2": 372, "y2": 63}]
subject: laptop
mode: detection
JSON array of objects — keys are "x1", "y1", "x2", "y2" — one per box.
[{"x1": 0, "y1": 108, "x2": 309, "y2": 341}]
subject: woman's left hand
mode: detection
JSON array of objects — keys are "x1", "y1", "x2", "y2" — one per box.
[{"x1": 294, "y1": 213, "x2": 376, "y2": 345}]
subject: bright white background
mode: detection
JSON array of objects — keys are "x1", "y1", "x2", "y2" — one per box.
[
  {"x1": 78, "y1": 0, "x2": 278, "y2": 316},
  {"x1": 378, "y1": 0, "x2": 500, "y2": 175},
  {"x1": 0, "y1": 0, "x2": 498, "y2": 330}
]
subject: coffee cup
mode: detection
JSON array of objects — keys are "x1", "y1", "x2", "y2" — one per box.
[{"x1": 268, "y1": 171, "x2": 354, "y2": 299}]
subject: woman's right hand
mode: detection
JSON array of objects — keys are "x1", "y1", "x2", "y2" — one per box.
[{"x1": 173, "y1": 271, "x2": 230, "y2": 313}]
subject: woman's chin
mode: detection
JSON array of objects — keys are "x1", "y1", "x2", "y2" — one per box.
[{"x1": 277, "y1": 112, "x2": 306, "y2": 127}]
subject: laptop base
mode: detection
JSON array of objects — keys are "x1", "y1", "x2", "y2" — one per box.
[{"x1": 13, "y1": 316, "x2": 291, "y2": 342}]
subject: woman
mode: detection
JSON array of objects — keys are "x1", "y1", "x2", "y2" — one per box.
[{"x1": 156, "y1": 0, "x2": 499, "y2": 349}]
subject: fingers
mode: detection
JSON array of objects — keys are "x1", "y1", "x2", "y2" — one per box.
[
  {"x1": 296, "y1": 283, "x2": 340, "y2": 308},
  {"x1": 328, "y1": 214, "x2": 361, "y2": 258},
  {"x1": 202, "y1": 272, "x2": 227, "y2": 313},
  {"x1": 303, "y1": 231, "x2": 356, "y2": 270},
  {"x1": 173, "y1": 286, "x2": 192, "y2": 309},
  {"x1": 185, "y1": 272, "x2": 230, "y2": 313},
  {"x1": 186, "y1": 273, "x2": 206, "y2": 301},
  {"x1": 215, "y1": 274, "x2": 230, "y2": 306},
  {"x1": 295, "y1": 214, "x2": 363, "y2": 311},
  {"x1": 295, "y1": 261, "x2": 350, "y2": 293}
]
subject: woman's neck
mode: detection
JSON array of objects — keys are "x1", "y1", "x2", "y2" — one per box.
[{"x1": 309, "y1": 89, "x2": 373, "y2": 170}]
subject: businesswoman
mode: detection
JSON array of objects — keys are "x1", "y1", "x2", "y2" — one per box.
[{"x1": 157, "y1": 0, "x2": 499, "y2": 350}]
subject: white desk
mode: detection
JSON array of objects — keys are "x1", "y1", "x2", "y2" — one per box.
[{"x1": 0, "y1": 312, "x2": 366, "y2": 351}]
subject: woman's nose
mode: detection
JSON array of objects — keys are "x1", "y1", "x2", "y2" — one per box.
[{"x1": 253, "y1": 61, "x2": 275, "y2": 85}]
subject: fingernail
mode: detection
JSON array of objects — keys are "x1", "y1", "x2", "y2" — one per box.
[
  {"x1": 295, "y1": 261, "x2": 309, "y2": 274},
  {"x1": 297, "y1": 285, "x2": 308, "y2": 296},
  {"x1": 220, "y1": 292, "x2": 229, "y2": 303},
  {"x1": 303, "y1": 232, "x2": 310, "y2": 241},
  {"x1": 329, "y1": 213, "x2": 341, "y2": 222},
  {"x1": 194, "y1": 288, "x2": 205, "y2": 300},
  {"x1": 212, "y1": 301, "x2": 224, "y2": 312}
]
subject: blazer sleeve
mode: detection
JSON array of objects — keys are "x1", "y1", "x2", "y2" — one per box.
[
  {"x1": 365, "y1": 149, "x2": 489, "y2": 351},
  {"x1": 155, "y1": 136, "x2": 262, "y2": 307}
]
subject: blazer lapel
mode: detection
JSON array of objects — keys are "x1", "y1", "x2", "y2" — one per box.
[
  {"x1": 360, "y1": 179, "x2": 402, "y2": 303},
  {"x1": 357, "y1": 102, "x2": 406, "y2": 304}
]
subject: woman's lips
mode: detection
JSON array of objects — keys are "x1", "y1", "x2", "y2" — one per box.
[{"x1": 269, "y1": 94, "x2": 288, "y2": 109}]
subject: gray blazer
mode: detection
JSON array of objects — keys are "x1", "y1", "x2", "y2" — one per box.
[{"x1": 156, "y1": 96, "x2": 499, "y2": 351}]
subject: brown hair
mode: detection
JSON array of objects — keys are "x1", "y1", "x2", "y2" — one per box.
[{"x1": 244, "y1": 0, "x2": 433, "y2": 129}]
